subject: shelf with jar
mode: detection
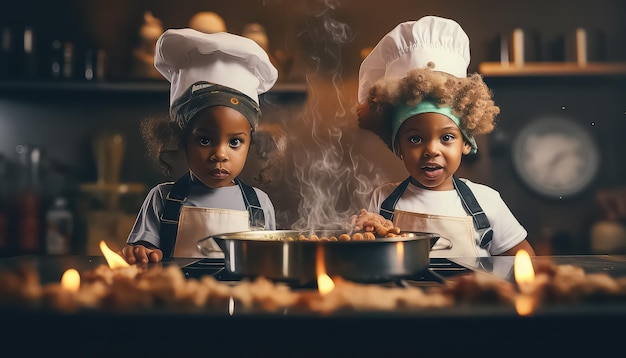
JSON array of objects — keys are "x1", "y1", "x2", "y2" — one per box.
[
  {"x1": 0, "y1": 16, "x2": 308, "y2": 101},
  {"x1": 482, "y1": 27, "x2": 626, "y2": 78},
  {"x1": 479, "y1": 61, "x2": 626, "y2": 77}
]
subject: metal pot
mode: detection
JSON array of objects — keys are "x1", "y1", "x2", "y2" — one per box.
[{"x1": 197, "y1": 230, "x2": 442, "y2": 283}]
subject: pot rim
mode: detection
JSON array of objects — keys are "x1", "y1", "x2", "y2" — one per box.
[{"x1": 206, "y1": 229, "x2": 440, "y2": 244}]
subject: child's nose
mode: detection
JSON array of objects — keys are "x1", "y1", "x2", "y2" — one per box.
[
  {"x1": 424, "y1": 140, "x2": 440, "y2": 156},
  {"x1": 210, "y1": 145, "x2": 228, "y2": 161}
]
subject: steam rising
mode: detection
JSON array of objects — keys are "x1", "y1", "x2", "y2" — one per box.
[{"x1": 285, "y1": 1, "x2": 388, "y2": 231}]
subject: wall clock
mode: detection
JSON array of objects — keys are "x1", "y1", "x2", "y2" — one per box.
[{"x1": 511, "y1": 116, "x2": 600, "y2": 199}]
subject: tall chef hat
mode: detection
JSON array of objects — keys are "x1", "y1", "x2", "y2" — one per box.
[
  {"x1": 358, "y1": 16, "x2": 470, "y2": 103},
  {"x1": 154, "y1": 28, "x2": 278, "y2": 129}
]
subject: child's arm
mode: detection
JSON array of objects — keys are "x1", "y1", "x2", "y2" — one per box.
[{"x1": 497, "y1": 239, "x2": 536, "y2": 256}]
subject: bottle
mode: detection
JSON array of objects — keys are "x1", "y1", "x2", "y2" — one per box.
[
  {"x1": 49, "y1": 39, "x2": 63, "y2": 80},
  {"x1": 1, "y1": 26, "x2": 17, "y2": 80},
  {"x1": 62, "y1": 41, "x2": 74, "y2": 80},
  {"x1": 46, "y1": 197, "x2": 73, "y2": 255},
  {"x1": 21, "y1": 27, "x2": 38, "y2": 79},
  {"x1": 0, "y1": 154, "x2": 9, "y2": 256},
  {"x1": 13, "y1": 144, "x2": 44, "y2": 255}
]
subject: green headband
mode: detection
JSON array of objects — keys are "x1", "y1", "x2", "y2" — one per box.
[{"x1": 392, "y1": 99, "x2": 477, "y2": 154}]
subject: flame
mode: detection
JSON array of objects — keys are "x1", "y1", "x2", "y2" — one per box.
[
  {"x1": 315, "y1": 244, "x2": 335, "y2": 295},
  {"x1": 61, "y1": 268, "x2": 80, "y2": 292},
  {"x1": 514, "y1": 249, "x2": 535, "y2": 294},
  {"x1": 515, "y1": 294, "x2": 535, "y2": 316},
  {"x1": 317, "y1": 273, "x2": 335, "y2": 295},
  {"x1": 99, "y1": 240, "x2": 130, "y2": 269},
  {"x1": 514, "y1": 249, "x2": 536, "y2": 316}
]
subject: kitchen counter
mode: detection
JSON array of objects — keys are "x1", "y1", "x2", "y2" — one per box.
[{"x1": 2, "y1": 254, "x2": 626, "y2": 356}]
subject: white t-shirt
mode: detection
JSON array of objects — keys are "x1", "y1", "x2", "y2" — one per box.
[
  {"x1": 127, "y1": 179, "x2": 276, "y2": 249},
  {"x1": 368, "y1": 178, "x2": 527, "y2": 256}
]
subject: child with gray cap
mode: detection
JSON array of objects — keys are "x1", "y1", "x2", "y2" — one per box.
[
  {"x1": 122, "y1": 28, "x2": 283, "y2": 263},
  {"x1": 350, "y1": 16, "x2": 535, "y2": 257}
]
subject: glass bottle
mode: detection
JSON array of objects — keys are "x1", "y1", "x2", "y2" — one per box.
[
  {"x1": 46, "y1": 197, "x2": 73, "y2": 255},
  {"x1": 13, "y1": 144, "x2": 44, "y2": 255}
]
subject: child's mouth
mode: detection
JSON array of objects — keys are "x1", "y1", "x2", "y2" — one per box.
[
  {"x1": 209, "y1": 168, "x2": 230, "y2": 179},
  {"x1": 421, "y1": 164, "x2": 443, "y2": 180}
]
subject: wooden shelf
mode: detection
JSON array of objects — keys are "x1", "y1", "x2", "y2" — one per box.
[
  {"x1": 479, "y1": 62, "x2": 626, "y2": 77},
  {"x1": 0, "y1": 80, "x2": 307, "y2": 95}
]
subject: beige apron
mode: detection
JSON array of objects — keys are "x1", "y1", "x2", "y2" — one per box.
[
  {"x1": 173, "y1": 206, "x2": 250, "y2": 258},
  {"x1": 393, "y1": 209, "x2": 479, "y2": 257}
]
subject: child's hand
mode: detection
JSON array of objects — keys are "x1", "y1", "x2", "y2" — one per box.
[
  {"x1": 120, "y1": 244, "x2": 163, "y2": 264},
  {"x1": 349, "y1": 208, "x2": 394, "y2": 233}
]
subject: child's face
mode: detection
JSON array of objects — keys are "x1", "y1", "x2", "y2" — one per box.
[
  {"x1": 395, "y1": 112, "x2": 472, "y2": 191},
  {"x1": 185, "y1": 106, "x2": 252, "y2": 188}
]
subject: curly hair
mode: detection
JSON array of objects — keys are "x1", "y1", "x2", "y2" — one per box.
[
  {"x1": 140, "y1": 115, "x2": 287, "y2": 186},
  {"x1": 357, "y1": 67, "x2": 500, "y2": 151}
]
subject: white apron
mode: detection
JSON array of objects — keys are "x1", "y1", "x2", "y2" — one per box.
[
  {"x1": 173, "y1": 206, "x2": 250, "y2": 258},
  {"x1": 159, "y1": 172, "x2": 265, "y2": 259},
  {"x1": 393, "y1": 209, "x2": 479, "y2": 257}
]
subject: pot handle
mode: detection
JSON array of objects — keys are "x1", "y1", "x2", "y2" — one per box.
[
  {"x1": 197, "y1": 237, "x2": 223, "y2": 256},
  {"x1": 430, "y1": 237, "x2": 453, "y2": 251}
]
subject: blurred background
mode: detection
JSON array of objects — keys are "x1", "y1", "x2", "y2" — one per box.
[{"x1": 0, "y1": 0, "x2": 624, "y2": 256}]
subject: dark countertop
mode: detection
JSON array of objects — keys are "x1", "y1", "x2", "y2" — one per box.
[{"x1": 2, "y1": 254, "x2": 626, "y2": 356}]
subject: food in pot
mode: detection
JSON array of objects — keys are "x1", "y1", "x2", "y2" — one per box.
[
  {"x1": 284, "y1": 224, "x2": 403, "y2": 242},
  {"x1": 374, "y1": 224, "x2": 401, "y2": 237}
]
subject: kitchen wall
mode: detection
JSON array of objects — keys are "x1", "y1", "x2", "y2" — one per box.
[{"x1": 0, "y1": 0, "x2": 625, "y2": 255}]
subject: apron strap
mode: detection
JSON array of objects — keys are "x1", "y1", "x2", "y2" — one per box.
[
  {"x1": 159, "y1": 172, "x2": 191, "y2": 258},
  {"x1": 452, "y1": 176, "x2": 493, "y2": 249},
  {"x1": 158, "y1": 173, "x2": 265, "y2": 258},
  {"x1": 234, "y1": 177, "x2": 265, "y2": 229},
  {"x1": 378, "y1": 176, "x2": 493, "y2": 249},
  {"x1": 379, "y1": 177, "x2": 411, "y2": 221}
]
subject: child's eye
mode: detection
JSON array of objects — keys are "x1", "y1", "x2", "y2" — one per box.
[
  {"x1": 408, "y1": 135, "x2": 422, "y2": 144},
  {"x1": 198, "y1": 137, "x2": 212, "y2": 146},
  {"x1": 230, "y1": 138, "x2": 243, "y2": 148},
  {"x1": 442, "y1": 134, "x2": 455, "y2": 142}
]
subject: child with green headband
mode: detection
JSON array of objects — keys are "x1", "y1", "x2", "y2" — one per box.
[
  {"x1": 351, "y1": 16, "x2": 535, "y2": 257},
  {"x1": 122, "y1": 29, "x2": 286, "y2": 264}
]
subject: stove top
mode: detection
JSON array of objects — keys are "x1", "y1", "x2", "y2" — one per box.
[{"x1": 180, "y1": 257, "x2": 473, "y2": 289}]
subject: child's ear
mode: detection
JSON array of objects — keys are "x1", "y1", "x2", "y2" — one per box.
[
  {"x1": 462, "y1": 142, "x2": 472, "y2": 155},
  {"x1": 394, "y1": 146, "x2": 403, "y2": 159}
]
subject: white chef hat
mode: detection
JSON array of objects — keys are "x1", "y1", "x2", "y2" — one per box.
[
  {"x1": 154, "y1": 28, "x2": 278, "y2": 129},
  {"x1": 358, "y1": 16, "x2": 470, "y2": 103}
]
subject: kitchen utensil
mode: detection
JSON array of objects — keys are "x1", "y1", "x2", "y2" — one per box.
[{"x1": 197, "y1": 230, "x2": 443, "y2": 283}]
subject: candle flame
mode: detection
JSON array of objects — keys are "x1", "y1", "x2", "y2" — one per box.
[
  {"x1": 317, "y1": 273, "x2": 335, "y2": 295},
  {"x1": 514, "y1": 249, "x2": 537, "y2": 316},
  {"x1": 315, "y1": 244, "x2": 335, "y2": 295},
  {"x1": 61, "y1": 268, "x2": 80, "y2": 292},
  {"x1": 99, "y1": 240, "x2": 130, "y2": 269},
  {"x1": 515, "y1": 294, "x2": 535, "y2": 316},
  {"x1": 514, "y1": 249, "x2": 535, "y2": 292}
]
